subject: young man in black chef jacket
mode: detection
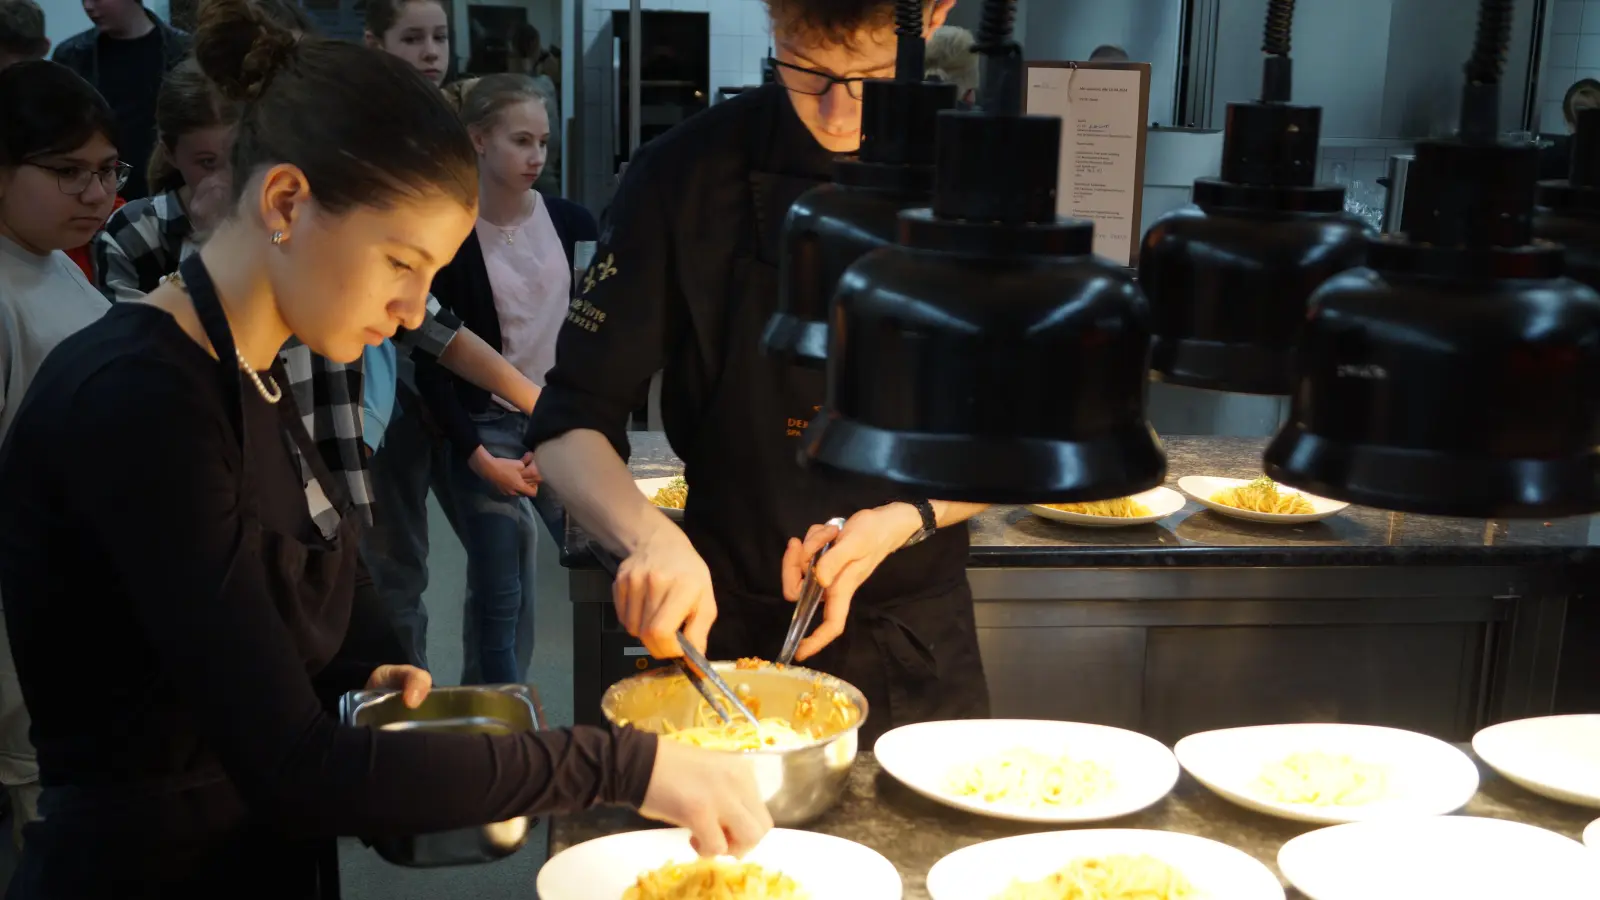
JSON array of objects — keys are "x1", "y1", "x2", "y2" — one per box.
[{"x1": 526, "y1": 0, "x2": 991, "y2": 743}]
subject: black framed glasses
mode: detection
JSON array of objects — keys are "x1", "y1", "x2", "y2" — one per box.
[
  {"x1": 25, "y1": 161, "x2": 132, "y2": 196},
  {"x1": 770, "y1": 57, "x2": 889, "y2": 101}
]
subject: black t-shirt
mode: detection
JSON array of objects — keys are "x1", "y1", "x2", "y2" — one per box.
[{"x1": 95, "y1": 29, "x2": 165, "y2": 200}]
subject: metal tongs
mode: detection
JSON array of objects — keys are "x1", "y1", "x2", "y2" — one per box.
[
  {"x1": 675, "y1": 633, "x2": 758, "y2": 724},
  {"x1": 778, "y1": 516, "x2": 847, "y2": 667}
]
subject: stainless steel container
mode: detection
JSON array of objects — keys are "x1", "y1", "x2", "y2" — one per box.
[
  {"x1": 1382, "y1": 153, "x2": 1415, "y2": 234},
  {"x1": 339, "y1": 684, "x2": 544, "y2": 867},
  {"x1": 601, "y1": 662, "x2": 867, "y2": 826}
]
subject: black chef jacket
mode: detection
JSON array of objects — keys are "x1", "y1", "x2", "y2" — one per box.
[{"x1": 526, "y1": 83, "x2": 989, "y2": 740}]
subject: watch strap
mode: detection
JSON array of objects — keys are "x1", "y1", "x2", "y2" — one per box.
[{"x1": 901, "y1": 499, "x2": 937, "y2": 549}]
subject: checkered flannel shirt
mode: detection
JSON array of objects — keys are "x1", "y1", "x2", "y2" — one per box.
[{"x1": 95, "y1": 190, "x2": 463, "y2": 534}]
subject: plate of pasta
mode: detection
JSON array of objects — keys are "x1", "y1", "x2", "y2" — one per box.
[
  {"x1": 1471, "y1": 714, "x2": 1600, "y2": 809},
  {"x1": 1026, "y1": 487, "x2": 1186, "y2": 528},
  {"x1": 535, "y1": 827, "x2": 901, "y2": 900},
  {"x1": 926, "y1": 828, "x2": 1284, "y2": 900},
  {"x1": 1277, "y1": 816, "x2": 1600, "y2": 899},
  {"x1": 874, "y1": 719, "x2": 1180, "y2": 823},
  {"x1": 638, "y1": 476, "x2": 686, "y2": 521},
  {"x1": 1174, "y1": 723, "x2": 1479, "y2": 825},
  {"x1": 1177, "y1": 475, "x2": 1347, "y2": 524}
]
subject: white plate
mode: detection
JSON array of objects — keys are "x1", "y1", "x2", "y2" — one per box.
[
  {"x1": 1174, "y1": 723, "x2": 1479, "y2": 825},
  {"x1": 1025, "y1": 486, "x2": 1187, "y2": 528},
  {"x1": 927, "y1": 828, "x2": 1284, "y2": 900},
  {"x1": 1278, "y1": 816, "x2": 1600, "y2": 899},
  {"x1": 1178, "y1": 475, "x2": 1348, "y2": 524},
  {"x1": 1585, "y1": 817, "x2": 1599, "y2": 850},
  {"x1": 536, "y1": 827, "x2": 901, "y2": 900},
  {"x1": 1472, "y1": 714, "x2": 1600, "y2": 809},
  {"x1": 875, "y1": 719, "x2": 1179, "y2": 824},
  {"x1": 635, "y1": 476, "x2": 684, "y2": 521}
]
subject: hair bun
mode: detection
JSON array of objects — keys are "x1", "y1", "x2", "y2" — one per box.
[{"x1": 195, "y1": 0, "x2": 300, "y2": 101}]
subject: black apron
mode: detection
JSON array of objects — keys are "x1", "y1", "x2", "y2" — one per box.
[
  {"x1": 10, "y1": 255, "x2": 359, "y2": 900},
  {"x1": 688, "y1": 146, "x2": 990, "y2": 744}
]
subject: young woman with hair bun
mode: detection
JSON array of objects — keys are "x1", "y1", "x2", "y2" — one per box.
[{"x1": 0, "y1": 2, "x2": 768, "y2": 896}]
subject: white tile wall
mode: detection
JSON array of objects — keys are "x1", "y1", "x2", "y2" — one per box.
[
  {"x1": 1540, "y1": 0, "x2": 1600, "y2": 134},
  {"x1": 578, "y1": 0, "x2": 772, "y2": 208}
]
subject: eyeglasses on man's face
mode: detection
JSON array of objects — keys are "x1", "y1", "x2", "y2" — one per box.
[
  {"x1": 24, "y1": 160, "x2": 132, "y2": 196},
  {"x1": 770, "y1": 57, "x2": 895, "y2": 101}
]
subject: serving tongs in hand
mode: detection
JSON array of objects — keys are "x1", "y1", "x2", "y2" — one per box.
[
  {"x1": 778, "y1": 516, "x2": 848, "y2": 667},
  {"x1": 675, "y1": 632, "x2": 758, "y2": 725}
]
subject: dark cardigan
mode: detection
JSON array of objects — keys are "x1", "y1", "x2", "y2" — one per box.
[{"x1": 416, "y1": 192, "x2": 599, "y2": 459}]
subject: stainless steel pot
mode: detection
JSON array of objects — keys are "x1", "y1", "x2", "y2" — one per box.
[
  {"x1": 601, "y1": 662, "x2": 867, "y2": 826},
  {"x1": 339, "y1": 684, "x2": 544, "y2": 867}
]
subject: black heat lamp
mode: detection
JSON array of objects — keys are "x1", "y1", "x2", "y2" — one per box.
[
  {"x1": 762, "y1": 0, "x2": 957, "y2": 367},
  {"x1": 1264, "y1": 0, "x2": 1600, "y2": 518},
  {"x1": 1535, "y1": 108, "x2": 1600, "y2": 288},
  {"x1": 799, "y1": 0, "x2": 1165, "y2": 503},
  {"x1": 1139, "y1": 0, "x2": 1369, "y2": 395}
]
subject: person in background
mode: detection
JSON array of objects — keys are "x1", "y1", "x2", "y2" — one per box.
[
  {"x1": 0, "y1": 60, "x2": 119, "y2": 851},
  {"x1": 51, "y1": 0, "x2": 190, "y2": 200},
  {"x1": 509, "y1": 23, "x2": 562, "y2": 194},
  {"x1": 924, "y1": 24, "x2": 976, "y2": 108},
  {"x1": 419, "y1": 75, "x2": 597, "y2": 685},
  {"x1": 1540, "y1": 78, "x2": 1600, "y2": 180},
  {"x1": 0, "y1": 2, "x2": 767, "y2": 893},
  {"x1": 365, "y1": 0, "x2": 448, "y2": 88},
  {"x1": 1089, "y1": 44, "x2": 1129, "y2": 62},
  {"x1": 0, "y1": 0, "x2": 48, "y2": 69}
]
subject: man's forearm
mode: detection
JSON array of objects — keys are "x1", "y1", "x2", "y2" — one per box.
[
  {"x1": 534, "y1": 429, "x2": 672, "y2": 556},
  {"x1": 437, "y1": 327, "x2": 541, "y2": 414},
  {"x1": 932, "y1": 501, "x2": 989, "y2": 528}
]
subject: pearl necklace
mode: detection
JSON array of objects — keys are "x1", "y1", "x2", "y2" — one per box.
[{"x1": 159, "y1": 271, "x2": 283, "y2": 405}]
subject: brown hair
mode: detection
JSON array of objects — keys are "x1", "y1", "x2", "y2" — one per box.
[
  {"x1": 147, "y1": 58, "x2": 240, "y2": 194},
  {"x1": 363, "y1": 0, "x2": 443, "y2": 40},
  {"x1": 194, "y1": 0, "x2": 476, "y2": 213},
  {"x1": 457, "y1": 73, "x2": 547, "y2": 133},
  {"x1": 0, "y1": 0, "x2": 48, "y2": 58},
  {"x1": 763, "y1": 0, "x2": 931, "y2": 46}
]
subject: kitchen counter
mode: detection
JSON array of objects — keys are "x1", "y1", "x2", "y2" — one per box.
[{"x1": 547, "y1": 749, "x2": 1596, "y2": 900}]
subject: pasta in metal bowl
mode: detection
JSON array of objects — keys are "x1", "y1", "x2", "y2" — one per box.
[
  {"x1": 992, "y1": 854, "x2": 1199, "y2": 900},
  {"x1": 623, "y1": 859, "x2": 808, "y2": 900}
]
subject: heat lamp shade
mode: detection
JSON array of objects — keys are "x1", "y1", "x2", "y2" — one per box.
[
  {"x1": 1139, "y1": 197, "x2": 1369, "y2": 396},
  {"x1": 801, "y1": 240, "x2": 1166, "y2": 504},
  {"x1": 1264, "y1": 266, "x2": 1600, "y2": 518}
]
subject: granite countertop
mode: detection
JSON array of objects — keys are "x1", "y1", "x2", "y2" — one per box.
[
  {"x1": 547, "y1": 750, "x2": 1596, "y2": 900},
  {"x1": 539, "y1": 432, "x2": 1600, "y2": 570}
]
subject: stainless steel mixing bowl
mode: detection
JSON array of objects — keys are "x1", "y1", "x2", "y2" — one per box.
[{"x1": 602, "y1": 662, "x2": 868, "y2": 826}]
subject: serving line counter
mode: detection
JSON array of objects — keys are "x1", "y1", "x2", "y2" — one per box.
[
  {"x1": 532, "y1": 433, "x2": 1599, "y2": 745},
  {"x1": 546, "y1": 749, "x2": 1593, "y2": 900}
]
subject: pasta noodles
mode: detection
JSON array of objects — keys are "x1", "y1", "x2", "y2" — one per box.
[
  {"x1": 1253, "y1": 751, "x2": 1388, "y2": 806},
  {"x1": 947, "y1": 748, "x2": 1115, "y2": 810},
  {"x1": 650, "y1": 660, "x2": 858, "y2": 752},
  {"x1": 623, "y1": 859, "x2": 808, "y2": 900},
  {"x1": 1209, "y1": 476, "x2": 1314, "y2": 515},
  {"x1": 1042, "y1": 498, "x2": 1152, "y2": 518},
  {"x1": 652, "y1": 477, "x2": 688, "y2": 510},
  {"x1": 991, "y1": 855, "x2": 1199, "y2": 900},
  {"x1": 661, "y1": 718, "x2": 813, "y2": 751}
]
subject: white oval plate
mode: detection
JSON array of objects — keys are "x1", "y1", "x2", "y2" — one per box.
[
  {"x1": 1178, "y1": 475, "x2": 1348, "y2": 524},
  {"x1": 874, "y1": 718, "x2": 1179, "y2": 824},
  {"x1": 1174, "y1": 723, "x2": 1479, "y2": 825},
  {"x1": 635, "y1": 476, "x2": 684, "y2": 521},
  {"x1": 1278, "y1": 816, "x2": 1600, "y2": 899},
  {"x1": 1472, "y1": 714, "x2": 1600, "y2": 809},
  {"x1": 927, "y1": 828, "x2": 1284, "y2": 900},
  {"x1": 1585, "y1": 817, "x2": 1599, "y2": 850},
  {"x1": 536, "y1": 827, "x2": 901, "y2": 900},
  {"x1": 1025, "y1": 486, "x2": 1187, "y2": 528}
]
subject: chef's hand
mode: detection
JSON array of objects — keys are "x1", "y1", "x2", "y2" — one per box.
[
  {"x1": 616, "y1": 519, "x2": 716, "y2": 658},
  {"x1": 638, "y1": 738, "x2": 771, "y2": 857},
  {"x1": 365, "y1": 664, "x2": 433, "y2": 709},
  {"x1": 781, "y1": 503, "x2": 922, "y2": 661},
  {"x1": 518, "y1": 451, "x2": 542, "y2": 487},
  {"x1": 469, "y1": 446, "x2": 538, "y2": 497}
]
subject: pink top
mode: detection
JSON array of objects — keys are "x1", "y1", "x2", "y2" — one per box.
[{"x1": 475, "y1": 193, "x2": 572, "y2": 409}]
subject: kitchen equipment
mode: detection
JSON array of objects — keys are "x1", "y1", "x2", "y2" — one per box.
[
  {"x1": 672, "y1": 633, "x2": 757, "y2": 724},
  {"x1": 339, "y1": 684, "x2": 544, "y2": 867},
  {"x1": 777, "y1": 516, "x2": 845, "y2": 665},
  {"x1": 1379, "y1": 153, "x2": 1414, "y2": 234},
  {"x1": 602, "y1": 661, "x2": 866, "y2": 825}
]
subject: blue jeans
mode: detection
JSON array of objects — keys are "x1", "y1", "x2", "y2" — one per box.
[{"x1": 446, "y1": 408, "x2": 537, "y2": 686}]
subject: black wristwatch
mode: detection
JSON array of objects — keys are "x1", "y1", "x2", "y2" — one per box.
[{"x1": 900, "y1": 499, "x2": 938, "y2": 549}]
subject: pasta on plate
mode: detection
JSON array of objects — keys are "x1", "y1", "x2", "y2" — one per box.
[
  {"x1": 1209, "y1": 477, "x2": 1314, "y2": 515},
  {"x1": 1042, "y1": 498, "x2": 1152, "y2": 518},
  {"x1": 947, "y1": 748, "x2": 1115, "y2": 810},
  {"x1": 1252, "y1": 751, "x2": 1388, "y2": 807},
  {"x1": 991, "y1": 854, "x2": 1200, "y2": 900},
  {"x1": 652, "y1": 477, "x2": 688, "y2": 510},
  {"x1": 623, "y1": 859, "x2": 808, "y2": 900}
]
